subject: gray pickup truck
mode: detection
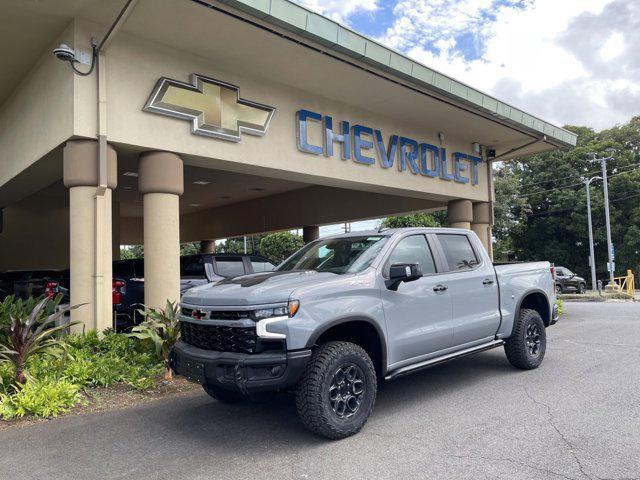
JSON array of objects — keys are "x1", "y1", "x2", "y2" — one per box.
[{"x1": 171, "y1": 228, "x2": 558, "y2": 439}]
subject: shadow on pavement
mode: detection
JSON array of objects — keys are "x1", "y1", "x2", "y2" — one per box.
[{"x1": 150, "y1": 349, "x2": 520, "y2": 447}]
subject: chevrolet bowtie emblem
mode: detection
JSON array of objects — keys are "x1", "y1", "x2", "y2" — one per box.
[{"x1": 143, "y1": 74, "x2": 275, "y2": 142}]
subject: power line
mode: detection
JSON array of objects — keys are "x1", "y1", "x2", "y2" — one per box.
[
  {"x1": 511, "y1": 162, "x2": 640, "y2": 191},
  {"x1": 525, "y1": 191, "x2": 640, "y2": 217},
  {"x1": 515, "y1": 164, "x2": 640, "y2": 199}
]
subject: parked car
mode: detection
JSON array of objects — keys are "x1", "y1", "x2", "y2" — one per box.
[
  {"x1": 0, "y1": 270, "x2": 29, "y2": 301},
  {"x1": 113, "y1": 253, "x2": 277, "y2": 329},
  {"x1": 554, "y1": 266, "x2": 587, "y2": 294},
  {"x1": 12, "y1": 269, "x2": 71, "y2": 303},
  {"x1": 171, "y1": 228, "x2": 558, "y2": 439}
]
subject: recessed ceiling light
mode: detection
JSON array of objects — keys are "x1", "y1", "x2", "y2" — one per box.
[
  {"x1": 193, "y1": 180, "x2": 210, "y2": 185},
  {"x1": 188, "y1": 203, "x2": 201, "y2": 207},
  {"x1": 123, "y1": 172, "x2": 138, "y2": 177},
  {"x1": 250, "y1": 187, "x2": 265, "y2": 191}
]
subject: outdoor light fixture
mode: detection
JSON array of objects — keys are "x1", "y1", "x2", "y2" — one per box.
[{"x1": 53, "y1": 38, "x2": 98, "y2": 76}]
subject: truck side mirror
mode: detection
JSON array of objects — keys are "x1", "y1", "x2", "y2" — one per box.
[{"x1": 386, "y1": 263, "x2": 423, "y2": 291}]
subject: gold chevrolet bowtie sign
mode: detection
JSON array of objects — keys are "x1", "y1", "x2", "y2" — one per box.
[{"x1": 143, "y1": 74, "x2": 275, "y2": 142}]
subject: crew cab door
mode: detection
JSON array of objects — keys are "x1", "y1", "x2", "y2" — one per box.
[
  {"x1": 433, "y1": 233, "x2": 501, "y2": 347},
  {"x1": 381, "y1": 234, "x2": 454, "y2": 366}
]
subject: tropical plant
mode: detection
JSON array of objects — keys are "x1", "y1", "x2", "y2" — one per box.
[
  {"x1": 0, "y1": 378, "x2": 82, "y2": 419},
  {"x1": 0, "y1": 297, "x2": 79, "y2": 385},
  {"x1": 129, "y1": 300, "x2": 181, "y2": 380}
]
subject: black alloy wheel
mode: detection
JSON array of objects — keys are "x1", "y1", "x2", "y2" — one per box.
[
  {"x1": 525, "y1": 322, "x2": 542, "y2": 357},
  {"x1": 329, "y1": 363, "x2": 366, "y2": 418}
]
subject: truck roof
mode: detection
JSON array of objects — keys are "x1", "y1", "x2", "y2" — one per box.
[{"x1": 320, "y1": 227, "x2": 474, "y2": 240}]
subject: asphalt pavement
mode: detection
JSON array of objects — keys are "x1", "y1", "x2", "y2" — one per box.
[{"x1": 1, "y1": 301, "x2": 639, "y2": 480}]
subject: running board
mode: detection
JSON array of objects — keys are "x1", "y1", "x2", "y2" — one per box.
[{"x1": 385, "y1": 339, "x2": 505, "y2": 381}]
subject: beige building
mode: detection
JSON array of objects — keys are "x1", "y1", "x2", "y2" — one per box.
[{"x1": 0, "y1": 0, "x2": 576, "y2": 331}]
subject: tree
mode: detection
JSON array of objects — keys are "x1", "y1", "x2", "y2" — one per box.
[
  {"x1": 381, "y1": 212, "x2": 445, "y2": 229},
  {"x1": 120, "y1": 245, "x2": 144, "y2": 260},
  {"x1": 258, "y1": 232, "x2": 304, "y2": 263},
  {"x1": 494, "y1": 116, "x2": 640, "y2": 281}
]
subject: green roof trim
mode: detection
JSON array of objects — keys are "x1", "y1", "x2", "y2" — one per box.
[{"x1": 214, "y1": 0, "x2": 578, "y2": 147}]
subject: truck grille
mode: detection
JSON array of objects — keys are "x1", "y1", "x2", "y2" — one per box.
[
  {"x1": 180, "y1": 308, "x2": 251, "y2": 321},
  {"x1": 179, "y1": 321, "x2": 257, "y2": 354}
]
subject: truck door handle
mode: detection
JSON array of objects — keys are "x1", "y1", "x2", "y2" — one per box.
[
  {"x1": 433, "y1": 285, "x2": 448, "y2": 292},
  {"x1": 482, "y1": 279, "x2": 494, "y2": 285}
]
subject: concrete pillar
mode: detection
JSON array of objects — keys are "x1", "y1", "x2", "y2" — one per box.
[
  {"x1": 200, "y1": 240, "x2": 216, "y2": 254},
  {"x1": 447, "y1": 199, "x2": 473, "y2": 229},
  {"x1": 138, "y1": 151, "x2": 183, "y2": 310},
  {"x1": 303, "y1": 225, "x2": 320, "y2": 243},
  {"x1": 112, "y1": 201, "x2": 121, "y2": 260},
  {"x1": 63, "y1": 140, "x2": 117, "y2": 332},
  {"x1": 472, "y1": 202, "x2": 492, "y2": 257}
]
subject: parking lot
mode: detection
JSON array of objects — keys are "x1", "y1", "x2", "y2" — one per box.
[{"x1": 1, "y1": 301, "x2": 638, "y2": 480}]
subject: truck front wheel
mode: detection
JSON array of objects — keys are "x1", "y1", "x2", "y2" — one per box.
[
  {"x1": 295, "y1": 341, "x2": 377, "y2": 439},
  {"x1": 504, "y1": 308, "x2": 547, "y2": 370}
]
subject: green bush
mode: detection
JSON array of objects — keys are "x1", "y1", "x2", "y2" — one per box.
[
  {"x1": 0, "y1": 378, "x2": 82, "y2": 419},
  {"x1": 23, "y1": 330, "x2": 163, "y2": 395}
]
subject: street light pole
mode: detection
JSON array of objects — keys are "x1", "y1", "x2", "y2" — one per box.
[
  {"x1": 583, "y1": 176, "x2": 601, "y2": 291},
  {"x1": 589, "y1": 149, "x2": 616, "y2": 287}
]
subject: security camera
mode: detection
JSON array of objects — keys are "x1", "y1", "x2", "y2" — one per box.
[{"x1": 53, "y1": 44, "x2": 76, "y2": 62}]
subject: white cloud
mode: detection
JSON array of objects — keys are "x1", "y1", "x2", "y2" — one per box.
[
  {"x1": 600, "y1": 32, "x2": 625, "y2": 61},
  {"x1": 295, "y1": 0, "x2": 379, "y2": 24},
  {"x1": 379, "y1": 0, "x2": 639, "y2": 130}
]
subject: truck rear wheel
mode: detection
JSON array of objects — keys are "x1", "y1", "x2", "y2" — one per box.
[
  {"x1": 295, "y1": 341, "x2": 377, "y2": 439},
  {"x1": 504, "y1": 308, "x2": 546, "y2": 370}
]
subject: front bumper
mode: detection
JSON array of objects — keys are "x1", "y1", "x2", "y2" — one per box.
[{"x1": 170, "y1": 340, "x2": 311, "y2": 396}]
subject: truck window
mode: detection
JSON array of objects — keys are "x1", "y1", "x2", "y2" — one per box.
[
  {"x1": 250, "y1": 257, "x2": 276, "y2": 273},
  {"x1": 180, "y1": 256, "x2": 206, "y2": 278},
  {"x1": 437, "y1": 234, "x2": 479, "y2": 271},
  {"x1": 214, "y1": 257, "x2": 246, "y2": 277},
  {"x1": 388, "y1": 235, "x2": 436, "y2": 274}
]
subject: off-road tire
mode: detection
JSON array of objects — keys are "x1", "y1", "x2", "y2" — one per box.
[
  {"x1": 295, "y1": 341, "x2": 377, "y2": 439},
  {"x1": 203, "y1": 385, "x2": 244, "y2": 404},
  {"x1": 578, "y1": 283, "x2": 586, "y2": 294},
  {"x1": 555, "y1": 284, "x2": 563, "y2": 294},
  {"x1": 504, "y1": 308, "x2": 546, "y2": 370}
]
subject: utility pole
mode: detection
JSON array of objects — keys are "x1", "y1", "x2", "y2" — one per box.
[
  {"x1": 583, "y1": 176, "x2": 601, "y2": 291},
  {"x1": 589, "y1": 149, "x2": 616, "y2": 286}
]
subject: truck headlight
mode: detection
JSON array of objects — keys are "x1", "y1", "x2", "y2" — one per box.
[{"x1": 253, "y1": 300, "x2": 300, "y2": 320}]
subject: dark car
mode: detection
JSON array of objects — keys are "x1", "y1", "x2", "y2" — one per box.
[
  {"x1": 555, "y1": 266, "x2": 587, "y2": 294},
  {"x1": 12, "y1": 269, "x2": 71, "y2": 303},
  {"x1": 113, "y1": 253, "x2": 277, "y2": 329},
  {"x1": 0, "y1": 271, "x2": 29, "y2": 301}
]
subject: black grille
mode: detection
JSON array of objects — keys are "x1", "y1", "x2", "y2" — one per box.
[
  {"x1": 209, "y1": 311, "x2": 252, "y2": 320},
  {"x1": 180, "y1": 308, "x2": 251, "y2": 321},
  {"x1": 180, "y1": 321, "x2": 257, "y2": 353}
]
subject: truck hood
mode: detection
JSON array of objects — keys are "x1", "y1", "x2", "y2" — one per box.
[{"x1": 180, "y1": 270, "x2": 338, "y2": 306}]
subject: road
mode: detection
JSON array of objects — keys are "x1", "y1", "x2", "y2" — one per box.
[{"x1": 1, "y1": 302, "x2": 639, "y2": 480}]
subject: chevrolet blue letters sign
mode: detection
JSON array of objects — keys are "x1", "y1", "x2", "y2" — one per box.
[{"x1": 296, "y1": 109, "x2": 482, "y2": 185}]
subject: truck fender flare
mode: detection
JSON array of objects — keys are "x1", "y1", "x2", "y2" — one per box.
[
  {"x1": 304, "y1": 316, "x2": 388, "y2": 375},
  {"x1": 510, "y1": 288, "x2": 552, "y2": 337}
]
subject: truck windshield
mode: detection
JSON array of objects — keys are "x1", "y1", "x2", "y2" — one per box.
[{"x1": 277, "y1": 236, "x2": 389, "y2": 274}]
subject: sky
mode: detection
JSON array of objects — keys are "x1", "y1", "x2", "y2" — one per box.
[{"x1": 294, "y1": 0, "x2": 640, "y2": 132}]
